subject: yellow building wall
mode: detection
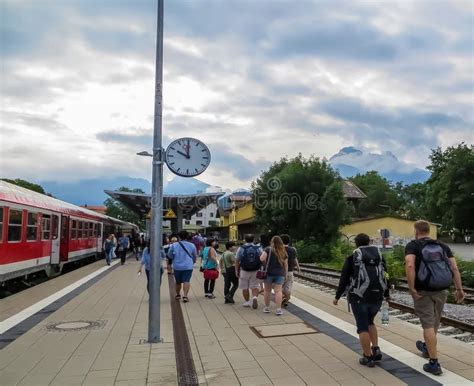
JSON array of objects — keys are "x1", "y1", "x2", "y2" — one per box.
[
  {"x1": 235, "y1": 203, "x2": 254, "y2": 224},
  {"x1": 340, "y1": 217, "x2": 437, "y2": 245}
]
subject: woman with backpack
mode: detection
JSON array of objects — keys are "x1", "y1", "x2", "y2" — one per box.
[
  {"x1": 333, "y1": 233, "x2": 389, "y2": 368},
  {"x1": 202, "y1": 238, "x2": 219, "y2": 299},
  {"x1": 259, "y1": 235, "x2": 288, "y2": 316}
]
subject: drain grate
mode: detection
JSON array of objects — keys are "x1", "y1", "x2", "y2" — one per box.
[
  {"x1": 250, "y1": 322, "x2": 319, "y2": 338},
  {"x1": 46, "y1": 320, "x2": 106, "y2": 332},
  {"x1": 168, "y1": 277, "x2": 199, "y2": 386}
]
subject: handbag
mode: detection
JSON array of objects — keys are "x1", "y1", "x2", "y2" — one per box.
[
  {"x1": 256, "y1": 249, "x2": 271, "y2": 280},
  {"x1": 203, "y1": 269, "x2": 219, "y2": 280}
]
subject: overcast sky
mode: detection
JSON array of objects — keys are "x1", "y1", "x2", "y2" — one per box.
[{"x1": 1, "y1": 0, "x2": 472, "y2": 190}]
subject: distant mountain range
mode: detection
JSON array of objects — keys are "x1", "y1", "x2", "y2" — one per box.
[
  {"x1": 329, "y1": 146, "x2": 430, "y2": 184},
  {"x1": 41, "y1": 176, "x2": 217, "y2": 205},
  {"x1": 39, "y1": 146, "x2": 429, "y2": 205}
]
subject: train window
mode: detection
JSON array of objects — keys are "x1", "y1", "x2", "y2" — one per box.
[
  {"x1": 42, "y1": 214, "x2": 51, "y2": 240},
  {"x1": 78, "y1": 221, "x2": 83, "y2": 238},
  {"x1": 52, "y1": 216, "x2": 59, "y2": 240},
  {"x1": 0, "y1": 207, "x2": 3, "y2": 242},
  {"x1": 84, "y1": 222, "x2": 89, "y2": 238},
  {"x1": 8, "y1": 209, "x2": 22, "y2": 242},
  {"x1": 27, "y1": 212, "x2": 38, "y2": 241},
  {"x1": 93, "y1": 223, "x2": 98, "y2": 237},
  {"x1": 89, "y1": 222, "x2": 94, "y2": 237},
  {"x1": 71, "y1": 220, "x2": 77, "y2": 239}
]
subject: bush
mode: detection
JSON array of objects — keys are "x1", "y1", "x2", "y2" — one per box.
[
  {"x1": 456, "y1": 258, "x2": 474, "y2": 287},
  {"x1": 294, "y1": 239, "x2": 353, "y2": 270},
  {"x1": 382, "y1": 250, "x2": 405, "y2": 285}
]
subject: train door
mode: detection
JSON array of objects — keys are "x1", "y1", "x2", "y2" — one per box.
[
  {"x1": 97, "y1": 223, "x2": 103, "y2": 252},
  {"x1": 60, "y1": 215, "x2": 69, "y2": 261},
  {"x1": 51, "y1": 214, "x2": 60, "y2": 264}
]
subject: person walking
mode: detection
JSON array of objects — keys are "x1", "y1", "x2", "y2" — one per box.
[
  {"x1": 260, "y1": 235, "x2": 288, "y2": 315},
  {"x1": 202, "y1": 238, "x2": 219, "y2": 299},
  {"x1": 281, "y1": 234, "x2": 300, "y2": 307},
  {"x1": 112, "y1": 234, "x2": 118, "y2": 258},
  {"x1": 104, "y1": 234, "x2": 115, "y2": 265},
  {"x1": 167, "y1": 230, "x2": 197, "y2": 303},
  {"x1": 236, "y1": 234, "x2": 262, "y2": 309},
  {"x1": 333, "y1": 233, "x2": 389, "y2": 368},
  {"x1": 137, "y1": 239, "x2": 165, "y2": 293},
  {"x1": 221, "y1": 241, "x2": 239, "y2": 304},
  {"x1": 117, "y1": 233, "x2": 130, "y2": 265},
  {"x1": 405, "y1": 220, "x2": 464, "y2": 375}
]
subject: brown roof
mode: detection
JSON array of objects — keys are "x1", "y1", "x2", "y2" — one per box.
[
  {"x1": 81, "y1": 205, "x2": 107, "y2": 214},
  {"x1": 342, "y1": 180, "x2": 366, "y2": 199}
]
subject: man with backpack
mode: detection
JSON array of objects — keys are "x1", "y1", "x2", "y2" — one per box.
[
  {"x1": 117, "y1": 233, "x2": 130, "y2": 265},
  {"x1": 235, "y1": 234, "x2": 262, "y2": 309},
  {"x1": 333, "y1": 233, "x2": 389, "y2": 368},
  {"x1": 405, "y1": 220, "x2": 465, "y2": 375}
]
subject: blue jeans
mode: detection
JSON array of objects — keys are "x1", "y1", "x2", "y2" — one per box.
[
  {"x1": 350, "y1": 301, "x2": 382, "y2": 333},
  {"x1": 105, "y1": 249, "x2": 113, "y2": 264},
  {"x1": 265, "y1": 275, "x2": 285, "y2": 285}
]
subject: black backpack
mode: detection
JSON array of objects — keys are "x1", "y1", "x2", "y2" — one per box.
[
  {"x1": 349, "y1": 246, "x2": 387, "y2": 302},
  {"x1": 416, "y1": 240, "x2": 453, "y2": 291},
  {"x1": 240, "y1": 245, "x2": 262, "y2": 271}
]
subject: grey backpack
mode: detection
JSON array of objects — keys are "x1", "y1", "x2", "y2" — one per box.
[
  {"x1": 349, "y1": 246, "x2": 387, "y2": 302},
  {"x1": 416, "y1": 240, "x2": 453, "y2": 291}
]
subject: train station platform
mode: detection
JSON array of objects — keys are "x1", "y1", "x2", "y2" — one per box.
[{"x1": 1, "y1": 258, "x2": 473, "y2": 386}]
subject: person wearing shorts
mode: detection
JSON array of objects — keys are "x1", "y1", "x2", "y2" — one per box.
[
  {"x1": 167, "y1": 231, "x2": 197, "y2": 303},
  {"x1": 260, "y1": 236, "x2": 288, "y2": 316},
  {"x1": 235, "y1": 234, "x2": 262, "y2": 309},
  {"x1": 281, "y1": 234, "x2": 300, "y2": 306},
  {"x1": 405, "y1": 220, "x2": 464, "y2": 376},
  {"x1": 334, "y1": 233, "x2": 389, "y2": 368}
]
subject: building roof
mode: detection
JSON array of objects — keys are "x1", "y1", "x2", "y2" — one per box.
[
  {"x1": 350, "y1": 215, "x2": 438, "y2": 225},
  {"x1": 104, "y1": 190, "x2": 225, "y2": 218},
  {"x1": 342, "y1": 180, "x2": 367, "y2": 199}
]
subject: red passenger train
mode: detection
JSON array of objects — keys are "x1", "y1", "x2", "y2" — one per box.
[{"x1": 0, "y1": 181, "x2": 138, "y2": 283}]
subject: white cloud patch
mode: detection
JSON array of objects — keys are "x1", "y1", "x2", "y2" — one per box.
[{"x1": 1, "y1": 0, "x2": 472, "y2": 190}]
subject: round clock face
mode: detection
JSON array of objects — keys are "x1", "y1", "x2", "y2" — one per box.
[{"x1": 165, "y1": 137, "x2": 211, "y2": 177}]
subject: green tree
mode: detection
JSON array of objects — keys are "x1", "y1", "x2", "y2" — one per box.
[
  {"x1": 426, "y1": 143, "x2": 474, "y2": 232},
  {"x1": 104, "y1": 186, "x2": 145, "y2": 229},
  {"x1": 394, "y1": 182, "x2": 428, "y2": 220},
  {"x1": 1, "y1": 178, "x2": 48, "y2": 195},
  {"x1": 252, "y1": 154, "x2": 351, "y2": 245},
  {"x1": 349, "y1": 171, "x2": 401, "y2": 218}
]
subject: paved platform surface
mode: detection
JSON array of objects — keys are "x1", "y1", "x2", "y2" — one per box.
[{"x1": 1, "y1": 258, "x2": 473, "y2": 385}]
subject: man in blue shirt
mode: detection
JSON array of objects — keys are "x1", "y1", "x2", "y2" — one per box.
[
  {"x1": 138, "y1": 239, "x2": 166, "y2": 293},
  {"x1": 167, "y1": 230, "x2": 197, "y2": 303}
]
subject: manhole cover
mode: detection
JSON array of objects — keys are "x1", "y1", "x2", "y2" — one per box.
[
  {"x1": 250, "y1": 322, "x2": 319, "y2": 338},
  {"x1": 46, "y1": 320, "x2": 106, "y2": 332}
]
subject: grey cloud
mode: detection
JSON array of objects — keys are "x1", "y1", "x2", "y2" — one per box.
[
  {"x1": 1, "y1": 111, "x2": 69, "y2": 133},
  {"x1": 208, "y1": 142, "x2": 270, "y2": 180},
  {"x1": 96, "y1": 129, "x2": 153, "y2": 147}
]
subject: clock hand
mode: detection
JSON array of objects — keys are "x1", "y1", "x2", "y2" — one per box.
[
  {"x1": 186, "y1": 140, "x2": 190, "y2": 157},
  {"x1": 177, "y1": 150, "x2": 190, "y2": 159}
]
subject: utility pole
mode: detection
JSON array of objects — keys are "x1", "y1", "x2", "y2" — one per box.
[{"x1": 149, "y1": 0, "x2": 164, "y2": 343}]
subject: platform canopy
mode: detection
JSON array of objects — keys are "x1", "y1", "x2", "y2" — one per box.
[{"x1": 104, "y1": 190, "x2": 225, "y2": 233}]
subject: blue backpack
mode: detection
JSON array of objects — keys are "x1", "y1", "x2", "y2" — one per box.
[
  {"x1": 240, "y1": 245, "x2": 261, "y2": 271},
  {"x1": 416, "y1": 240, "x2": 453, "y2": 291}
]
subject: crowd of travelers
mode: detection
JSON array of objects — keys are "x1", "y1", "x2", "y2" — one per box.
[{"x1": 106, "y1": 219, "x2": 465, "y2": 376}]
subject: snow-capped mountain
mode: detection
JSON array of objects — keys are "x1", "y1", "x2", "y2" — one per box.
[{"x1": 329, "y1": 147, "x2": 430, "y2": 184}]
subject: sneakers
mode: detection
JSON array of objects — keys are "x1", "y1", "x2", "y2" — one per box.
[
  {"x1": 224, "y1": 295, "x2": 235, "y2": 304},
  {"x1": 275, "y1": 308, "x2": 284, "y2": 316},
  {"x1": 207, "y1": 294, "x2": 216, "y2": 299},
  {"x1": 423, "y1": 360, "x2": 442, "y2": 375},
  {"x1": 416, "y1": 340, "x2": 429, "y2": 358},
  {"x1": 242, "y1": 300, "x2": 251, "y2": 307},
  {"x1": 263, "y1": 307, "x2": 270, "y2": 313},
  {"x1": 359, "y1": 355, "x2": 375, "y2": 368},
  {"x1": 252, "y1": 296, "x2": 258, "y2": 309},
  {"x1": 205, "y1": 293, "x2": 210, "y2": 298},
  {"x1": 371, "y1": 346, "x2": 382, "y2": 361}
]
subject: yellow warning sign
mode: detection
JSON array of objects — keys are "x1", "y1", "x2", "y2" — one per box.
[{"x1": 164, "y1": 209, "x2": 177, "y2": 219}]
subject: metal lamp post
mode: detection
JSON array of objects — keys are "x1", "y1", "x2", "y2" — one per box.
[{"x1": 149, "y1": 0, "x2": 164, "y2": 344}]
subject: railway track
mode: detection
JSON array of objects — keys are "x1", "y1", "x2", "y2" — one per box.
[
  {"x1": 294, "y1": 271, "x2": 474, "y2": 342},
  {"x1": 298, "y1": 263, "x2": 474, "y2": 301}
]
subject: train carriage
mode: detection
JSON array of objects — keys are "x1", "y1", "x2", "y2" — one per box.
[{"x1": 0, "y1": 181, "x2": 138, "y2": 283}]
